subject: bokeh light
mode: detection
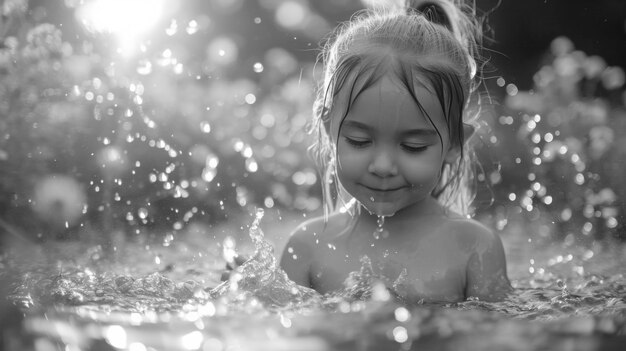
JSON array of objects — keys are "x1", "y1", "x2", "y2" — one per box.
[
  {"x1": 207, "y1": 36, "x2": 239, "y2": 65},
  {"x1": 275, "y1": 1, "x2": 308, "y2": 30},
  {"x1": 76, "y1": 0, "x2": 167, "y2": 55},
  {"x1": 31, "y1": 175, "x2": 87, "y2": 228}
]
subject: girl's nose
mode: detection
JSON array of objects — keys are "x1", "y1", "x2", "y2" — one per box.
[{"x1": 368, "y1": 149, "x2": 398, "y2": 177}]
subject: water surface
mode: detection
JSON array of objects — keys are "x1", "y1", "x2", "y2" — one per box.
[{"x1": 3, "y1": 213, "x2": 626, "y2": 351}]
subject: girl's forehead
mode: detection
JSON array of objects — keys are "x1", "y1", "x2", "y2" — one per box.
[{"x1": 331, "y1": 76, "x2": 447, "y2": 137}]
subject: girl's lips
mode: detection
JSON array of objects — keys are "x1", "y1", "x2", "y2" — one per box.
[{"x1": 361, "y1": 184, "x2": 406, "y2": 193}]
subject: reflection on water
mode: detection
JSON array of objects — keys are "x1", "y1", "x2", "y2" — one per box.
[{"x1": 3, "y1": 211, "x2": 626, "y2": 351}]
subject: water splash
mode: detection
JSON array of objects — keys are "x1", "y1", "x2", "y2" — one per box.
[
  {"x1": 210, "y1": 210, "x2": 400, "y2": 307},
  {"x1": 341, "y1": 256, "x2": 378, "y2": 301},
  {"x1": 209, "y1": 208, "x2": 320, "y2": 308}
]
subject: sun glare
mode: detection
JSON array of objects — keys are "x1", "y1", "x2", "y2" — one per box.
[{"x1": 76, "y1": 0, "x2": 166, "y2": 55}]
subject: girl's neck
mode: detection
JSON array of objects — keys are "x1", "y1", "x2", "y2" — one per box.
[
  {"x1": 359, "y1": 196, "x2": 446, "y2": 227},
  {"x1": 342, "y1": 197, "x2": 447, "y2": 246}
]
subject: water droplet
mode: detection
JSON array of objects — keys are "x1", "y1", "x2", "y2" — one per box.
[
  {"x1": 166, "y1": 19, "x2": 177, "y2": 35},
  {"x1": 280, "y1": 314, "x2": 292, "y2": 328},
  {"x1": 200, "y1": 121, "x2": 211, "y2": 133},
  {"x1": 138, "y1": 208, "x2": 149, "y2": 219},
  {"x1": 222, "y1": 236, "x2": 237, "y2": 265},
  {"x1": 394, "y1": 307, "x2": 410, "y2": 322},
  {"x1": 202, "y1": 168, "x2": 217, "y2": 182},
  {"x1": 244, "y1": 93, "x2": 256, "y2": 104},
  {"x1": 506, "y1": 83, "x2": 518, "y2": 96},
  {"x1": 245, "y1": 158, "x2": 258, "y2": 172},
  {"x1": 373, "y1": 216, "x2": 387, "y2": 240},
  {"x1": 186, "y1": 20, "x2": 199, "y2": 35},
  {"x1": 392, "y1": 326, "x2": 408, "y2": 343},
  {"x1": 207, "y1": 36, "x2": 238, "y2": 65},
  {"x1": 137, "y1": 59, "x2": 152, "y2": 75}
]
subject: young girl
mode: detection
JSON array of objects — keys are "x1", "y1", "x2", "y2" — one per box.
[{"x1": 278, "y1": 0, "x2": 512, "y2": 303}]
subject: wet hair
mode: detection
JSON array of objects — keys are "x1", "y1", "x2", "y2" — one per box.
[{"x1": 310, "y1": 0, "x2": 484, "y2": 219}]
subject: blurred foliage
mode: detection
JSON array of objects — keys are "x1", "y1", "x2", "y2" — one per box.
[
  {"x1": 492, "y1": 37, "x2": 626, "y2": 243},
  {"x1": 0, "y1": 0, "x2": 319, "y2": 241}
]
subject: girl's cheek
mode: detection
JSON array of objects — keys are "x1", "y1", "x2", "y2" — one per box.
[
  {"x1": 403, "y1": 155, "x2": 445, "y2": 180},
  {"x1": 337, "y1": 150, "x2": 361, "y2": 172}
]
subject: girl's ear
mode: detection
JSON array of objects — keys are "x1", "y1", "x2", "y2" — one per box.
[{"x1": 444, "y1": 122, "x2": 475, "y2": 163}]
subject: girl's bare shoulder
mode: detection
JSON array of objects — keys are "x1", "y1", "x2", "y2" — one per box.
[{"x1": 440, "y1": 215, "x2": 501, "y2": 251}]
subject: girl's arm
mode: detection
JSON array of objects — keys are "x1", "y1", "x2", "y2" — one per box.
[
  {"x1": 279, "y1": 222, "x2": 316, "y2": 288},
  {"x1": 465, "y1": 226, "x2": 513, "y2": 301}
]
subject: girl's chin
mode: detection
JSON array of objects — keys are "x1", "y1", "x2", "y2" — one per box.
[{"x1": 360, "y1": 201, "x2": 397, "y2": 217}]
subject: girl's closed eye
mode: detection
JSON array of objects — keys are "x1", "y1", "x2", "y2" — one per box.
[
  {"x1": 344, "y1": 136, "x2": 371, "y2": 148},
  {"x1": 401, "y1": 143, "x2": 429, "y2": 153}
]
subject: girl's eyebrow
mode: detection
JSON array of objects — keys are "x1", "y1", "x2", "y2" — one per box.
[
  {"x1": 401, "y1": 129, "x2": 438, "y2": 137},
  {"x1": 342, "y1": 120, "x2": 437, "y2": 136},
  {"x1": 341, "y1": 120, "x2": 371, "y2": 131}
]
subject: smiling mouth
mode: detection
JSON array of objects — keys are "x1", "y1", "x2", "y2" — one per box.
[{"x1": 361, "y1": 185, "x2": 405, "y2": 193}]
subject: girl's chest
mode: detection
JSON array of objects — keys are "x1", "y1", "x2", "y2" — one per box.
[{"x1": 309, "y1": 235, "x2": 470, "y2": 302}]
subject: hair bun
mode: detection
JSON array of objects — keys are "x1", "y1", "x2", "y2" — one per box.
[
  {"x1": 407, "y1": 1, "x2": 453, "y2": 31},
  {"x1": 405, "y1": 0, "x2": 480, "y2": 79}
]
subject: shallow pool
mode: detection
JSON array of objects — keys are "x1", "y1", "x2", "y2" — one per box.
[{"x1": 3, "y1": 212, "x2": 626, "y2": 351}]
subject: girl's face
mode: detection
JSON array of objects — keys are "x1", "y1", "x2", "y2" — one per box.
[{"x1": 332, "y1": 75, "x2": 454, "y2": 217}]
